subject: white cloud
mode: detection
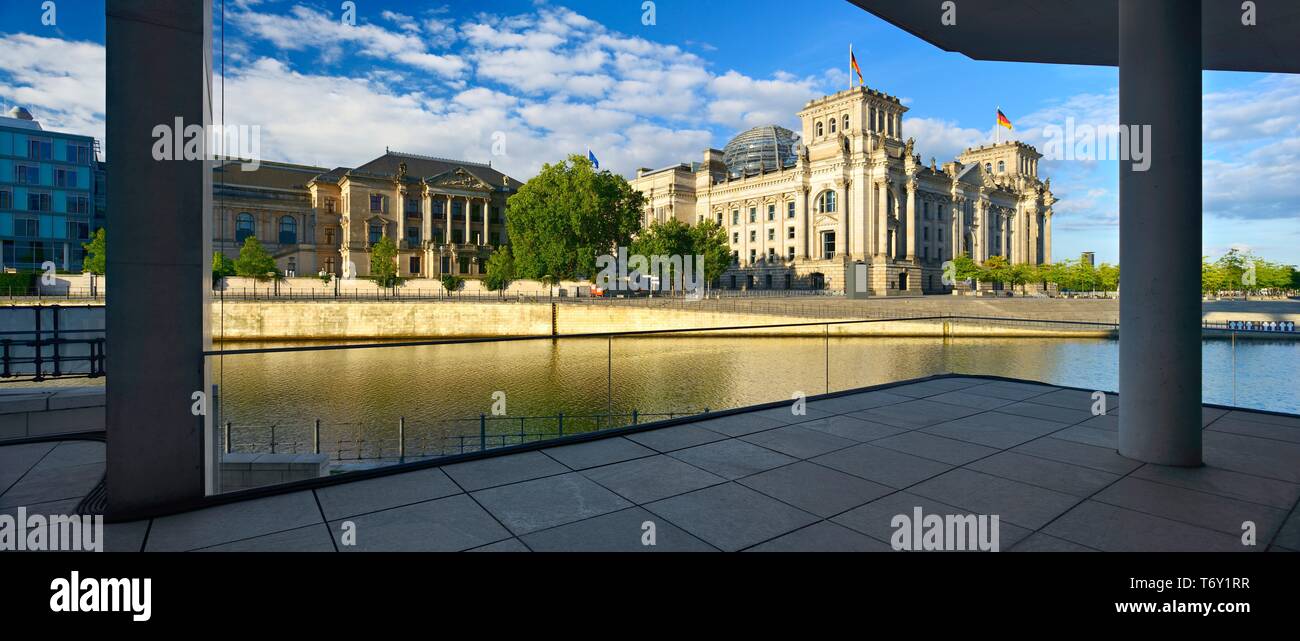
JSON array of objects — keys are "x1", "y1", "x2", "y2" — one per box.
[
  {"x1": 903, "y1": 116, "x2": 987, "y2": 165},
  {"x1": 0, "y1": 33, "x2": 105, "y2": 149}
]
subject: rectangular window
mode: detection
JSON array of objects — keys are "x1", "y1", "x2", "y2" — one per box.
[
  {"x1": 731, "y1": 210, "x2": 739, "y2": 225},
  {"x1": 15, "y1": 218, "x2": 39, "y2": 237},
  {"x1": 406, "y1": 226, "x2": 420, "y2": 245},
  {"x1": 749, "y1": 208, "x2": 756, "y2": 223},
  {"x1": 27, "y1": 138, "x2": 53, "y2": 160},
  {"x1": 749, "y1": 230, "x2": 756, "y2": 242},
  {"x1": 67, "y1": 195, "x2": 90, "y2": 214},
  {"x1": 787, "y1": 246, "x2": 796, "y2": 260},
  {"x1": 67, "y1": 221, "x2": 89, "y2": 240},
  {"x1": 749, "y1": 249, "x2": 756, "y2": 264},
  {"x1": 767, "y1": 205, "x2": 775, "y2": 221},
  {"x1": 923, "y1": 227, "x2": 930, "y2": 241},
  {"x1": 325, "y1": 198, "x2": 335, "y2": 214},
  {"x1": 787, "y1": 226, "x2": 795, "y2": 239},
  {"x1": 15, "y1": 165, "x2": 40, "y2": 184},
  {"x1": 788, "y1": 202, "x2": 795, "y2": 218},
  {"x1": 405, "y1": 198, "x2": 421, "y2": 216},
  {"x1": 822, "y1": 231, "x2": 837, "y2": 259},
  {"x1": 732, "y1": 232, "x2": 739, "y2": 244},
  {"x1": 938, "y1": 228, "x2": 945, "y2": 242},
  {"x1": 0, "y1": 189, "x2": 10, "y2": 210},
  {"x1": 453, "y1": 229, "x2": 463, "y2": 244},
  {"x1": 54, "y1": 168, "x2": 76, "y2": 188},
  {"x1": 409, "y1": 256, "x2": 421, "y2": 274},
  {"x1": 325, "y1": 228, "x2": 335, "y2": 245},
  {"x1": 370, "y1": 194, "x2": 384, "y2": 213},
  {"x1": 67, "y1": 143, "x2": 92, "y2": 164},
  {"x1": 767, "y1": 228, "x2": 775, "y2": 241},
  {"x1": 27, "y1": 192, "x2": 51, "y2": 212}
]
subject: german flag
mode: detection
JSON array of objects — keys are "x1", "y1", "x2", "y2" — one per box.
[
  {"x1": 996, "y1": 109, "x2": 1014, "y2": 130},
  {"x1": 850, "y1": 47, "x2": 864, "y2": 86}
]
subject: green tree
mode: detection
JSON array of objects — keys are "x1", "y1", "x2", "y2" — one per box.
[
  {"x1": 506, "y1": 154, "x2": 644, "y2": 281},
  {"x1": 981, "y1": 255, "x2": 1010, "y2": 288},
  {"x1": 951, "y1": 253, "x2": 981, "y2": 285},
  {"x1": 369, "y1": 236, "x2": 399, "y2": 288},
  {"x1": 81, "y1": 228, "x2": 106, "y2": 276},
  {"x1": 690, "y1": 219, "x2": 732, "y2": 290},
  {"x1": 1201, "y1": 256, "x2": 1224, "y2": 295},
  {"x1": 440, "y1": 273, "x2": 465, "y2": 295},
  {"x1": 212, "y1": 250, "x2": 236, "y2": 286},
  {"x1": 483, "y1": 246, "x2": 516, "y2": 296},
  {"x1": 234, "y1": 236, "x2": 278, "y2": 281},
  {"x1": 631, "y1": 219, "x2": 694, "y2": 292},
  {"x1": 1215, "y1": 248, "x2": 1250, "y2": 292},
  {"x1": 1096, "y1": 263, "x2": 1120, "y2": 292},
  {"x1": 1008, "y1": 262, "x2": 1037, "y2": 295}
]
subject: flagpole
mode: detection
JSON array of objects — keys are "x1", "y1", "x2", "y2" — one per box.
[
  {"x1": 995, "y1": 105, "x2": 1001, "y2": 144},
  {"x1": 849, "y1": 44, "x2": 853, "y2": 91}
]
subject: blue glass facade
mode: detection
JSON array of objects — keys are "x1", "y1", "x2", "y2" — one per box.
[{"x1": 0, "y1": 116, "x2": 102, "y2": 272}]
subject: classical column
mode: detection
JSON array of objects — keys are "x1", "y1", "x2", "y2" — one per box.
[
  {"x1": 464, "y1": 195, "x2": 472, "y2": 245},
  {"x1": 876, "y1": 181, "x2": 889, "y2": 258},
  {"x1": 836, "y1": 181, "x2": 848, "y2": 259},
  {"x1": 482, "y1": 198, "x2": 490, "y2": 246},
  {"x1": 443, "y1": 194, "x2": 452, "y2": 247},
  {"x1": 905, "y1": 178, "x2": 918, "y2": 260},
  {"x1": 1044, "y1": 209, "x2": 1053, "y2": 263}
]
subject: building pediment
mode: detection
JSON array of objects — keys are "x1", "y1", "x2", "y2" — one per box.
[{"x1": 425, "y1": 167, "x2": 493, "y2": 191}]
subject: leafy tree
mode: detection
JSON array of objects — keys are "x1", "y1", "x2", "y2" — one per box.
[
  {"x1": 483, "y1": 246, "x2": 516, "y2": 295},
  {"x1": 82, "y1": 228, "x2": 106, "y2": 276},
  {"x1": 980, "y1": 255, "x2": 1010, "y2": 287},
  {"x1": 1008, "y1": 262, "x2": 1037, "y2": 294},
  {"x1": 1096, "y1": 263, "x2": 1120, "y2": 292},
  {"x1": 212, "y1": 250, "x2": 236, "y2": 286},
  {"x1": 1201, "y1": 256, "x2": 1224, "y2": 295},
  {"x1": 690, "y1": 219, "x2": 732, "y2": 289},
  {"x1": 440, "y1": 273, "x2": 465, "y2": 295},
  {"x1": 951, "y1": 253, "x2": 981, "y2": 284},
  {"x1": 369, "y1": 236, "x2": 399, "y2": 288},
  {"x1": 1215, "y1": 248, "x2": 1250, "y2": 292},
  {"x1": 506, "y1": 154, "x2": 644, "y2": 281},
  {"x1": 234, "y1": 236, "x2": 278, "y2": 281},
  {"x1": 631, "y1": 219, "x2": 694, "y2": 292}
]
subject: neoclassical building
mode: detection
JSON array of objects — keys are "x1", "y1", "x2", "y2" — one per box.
[
  {"x1": 630, "y1": 86, "x2": 1056, "y2": 294},
  {"x1": 213, "y1": 151, "x2": 517, "y2": 279}
]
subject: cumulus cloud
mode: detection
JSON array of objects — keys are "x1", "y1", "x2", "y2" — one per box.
[{"x1": 0, "y1": 33, "x2": 105, "y2": 147}]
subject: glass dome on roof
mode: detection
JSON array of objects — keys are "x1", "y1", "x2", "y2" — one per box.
[{"x1": 722, "y1": 125, "x2": 799, "y2": 176}]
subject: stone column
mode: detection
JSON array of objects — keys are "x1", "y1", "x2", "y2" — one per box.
[
  {"x1": 443, "y1": 194, "x2": 452, "y2": 247},
  {"x1": 1044, "y1": 209, "x2": 1053, "y2": 263},
  {"x1": 482, "y1": 197, "x2": 490, "y2": 246},
  {"x1": 836, "y1": 181, "x2": 848, "y2": 259},
  {"x1": 1118, "y1": 0, "x2": 1202, "y2": 466},
  {"x1": 905, "y1": 178, "x2": 917, "y2": 260},
  {"x1": 876, "y1": 181, "x2": 889, "y2": 258},
  {"x1": 106, "y1": 0, "x2": 213, "y2": 517}
]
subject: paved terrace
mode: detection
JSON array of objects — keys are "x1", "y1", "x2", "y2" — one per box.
[{"x1": 3, "y1": 375, "x2": 1299, "y2": 552}]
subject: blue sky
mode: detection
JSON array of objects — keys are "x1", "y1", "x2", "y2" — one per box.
[{"x1": 2, "y1": 0, "x2": 1297, "y2": 265}]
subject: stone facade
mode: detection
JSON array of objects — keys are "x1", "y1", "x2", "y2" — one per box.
[
  {"x1": 629, "y1": 86, "x2": 1056, "y2": 295},
  {"x1": 214, "y1": 151, "x2": 517, "y2": 279}
]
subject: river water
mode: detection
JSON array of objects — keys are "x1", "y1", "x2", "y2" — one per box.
[{"x1": 210, "y1": 335, "x2": 1298, "y2": 456}]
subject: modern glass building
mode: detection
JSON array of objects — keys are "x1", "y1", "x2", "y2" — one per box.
[{"x1": 0, "y1": 106, "x2": 102, "y2": 273}]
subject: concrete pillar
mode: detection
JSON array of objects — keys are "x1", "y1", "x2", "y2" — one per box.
[
  {"x1": 106, "y1": 0, "x2": 213, "y2": 518},
  {"x1": 1118, "y1": 0, "x2": 1202, "y2": 466}
]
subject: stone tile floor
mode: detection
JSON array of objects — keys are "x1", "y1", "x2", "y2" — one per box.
[{"x1": 3, "y1": 375, "x2": 1299, "y2": 552}]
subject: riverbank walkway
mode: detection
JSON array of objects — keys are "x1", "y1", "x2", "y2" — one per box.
[{"x1": 3, "y1": 374, "x2": 1298, "y2": 552}]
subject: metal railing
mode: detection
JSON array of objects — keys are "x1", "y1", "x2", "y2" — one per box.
[
  {"x1": 221, "y1": 409, "x2": 707, "y2": 462},
  {"x1": 1, "y1": 287, "x2": 105, "y2": 303},
  {"x1": 0, "y1": 304, "x2": 106, "y2": 381}
]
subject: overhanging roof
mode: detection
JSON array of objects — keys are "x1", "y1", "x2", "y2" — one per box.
[{"x1": 849, "y1": 0, "x2": 1300, "y2": 73}]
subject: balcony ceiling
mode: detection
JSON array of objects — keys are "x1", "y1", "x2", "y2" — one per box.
[{"x1": 848, "y1": 0, "x2": 1300, "y2": 73}]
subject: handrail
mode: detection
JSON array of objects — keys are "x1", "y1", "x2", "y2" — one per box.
[{"x1": 204, "y1": 314, "x2": 1121, "y2": 357}]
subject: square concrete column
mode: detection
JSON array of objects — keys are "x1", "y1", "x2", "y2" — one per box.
[
  {"x1": 1118, "y1": 0, "x2": 1202, "y2": 465},
  {"x1": 106, "y1": 0, "x2": 213, "y2": 519}
]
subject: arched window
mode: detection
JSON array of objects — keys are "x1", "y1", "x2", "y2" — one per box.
[
  {"x1": 816, "y1": 190, "x2": 838, "y2": 214},
  {"x1": 829, "y1": 118, "x2": 837, "y2": 133},
  {"x1": 985, "y1": 162, "x2": 992, "y2": 173},
  {"x1": 236, "y1": 213, "x2": 255, "y2": 243},
  {"x1": 278, "y1": 215, "x2": 297, "y2": 245},
  {"x1": 842, "y1": 115, "x2": 850, "y2": 132},
  {"x1": 816, "y1": 121, "x2": 824, "y2": 137},
  {"x1": 997, "y1": 160, "x2": 1006, "y2": 173}
]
